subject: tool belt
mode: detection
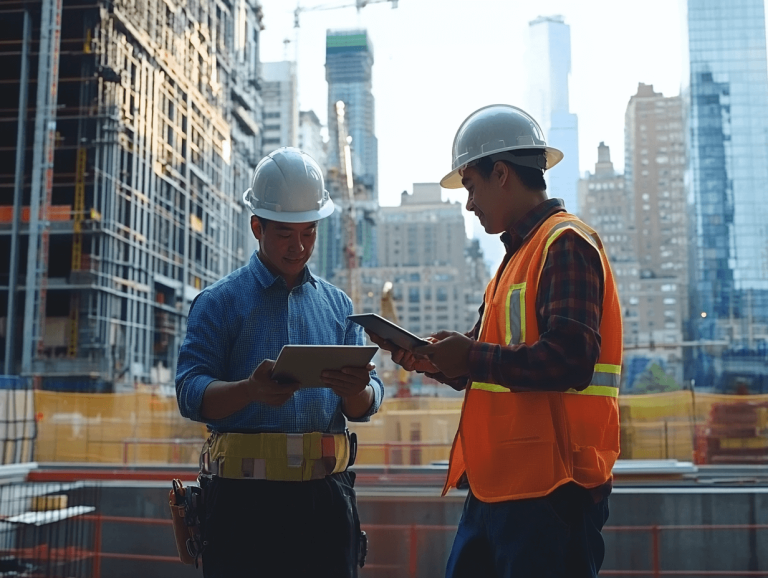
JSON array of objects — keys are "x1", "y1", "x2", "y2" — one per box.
[{"x1": 199, "y1": 430, "x2": 356, "y2": 482}]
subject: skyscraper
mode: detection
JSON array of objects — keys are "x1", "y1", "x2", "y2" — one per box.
[
  {"x1": 685, "y1": 0, "x2": 768, "y2": 391},
  {"x1": 325, "y1": 29, "x2": 378, "y2": 197},
  {"x1": 527, "y1": 15, "x2": 580, "y2": 213}
]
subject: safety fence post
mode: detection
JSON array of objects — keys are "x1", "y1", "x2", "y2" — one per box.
[
  {"x1": 408, "y1": 524, "x2": 418, "y2": 578},
  {"x1": 93, "y1": 510, "x2": 103, "y2": 578},
  {"x1": 651, "y1": 525, "x2": 660, "y2": 578}
]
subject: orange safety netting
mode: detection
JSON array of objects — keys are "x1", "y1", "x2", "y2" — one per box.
[{"x1": 31, "y1": 390, "x2": 768, "y2": 466}]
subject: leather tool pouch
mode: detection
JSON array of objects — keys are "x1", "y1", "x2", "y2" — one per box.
[{"x1": 169, "y1": 479, "x2": 205, "y2": 567}]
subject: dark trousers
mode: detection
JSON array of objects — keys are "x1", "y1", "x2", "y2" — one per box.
[
  {"x1": 201, "y1": 471, "x2": 362, "y2": 578},
  {"x1": 446, "y1": 483, "x2": 610, "y2": 578}
]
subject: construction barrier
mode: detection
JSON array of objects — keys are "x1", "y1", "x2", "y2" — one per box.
[{"x1": 32, "y1": 390, "x2": 768, "y2": 465}]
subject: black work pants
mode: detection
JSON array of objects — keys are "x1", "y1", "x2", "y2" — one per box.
[
  {"x1": 446, "y1": 482, "x2": 610, "y2": 578},
  {"x1": 201, "y1": 471, "x2": 362, "y2": 578}
]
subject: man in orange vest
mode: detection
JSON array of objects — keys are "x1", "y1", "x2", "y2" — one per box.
[{"x1": 366, "y1": 105, "x2": 622, "y2": 578}]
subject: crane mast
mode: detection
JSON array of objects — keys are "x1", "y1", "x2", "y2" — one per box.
[{"x1": 334, "y1": 100, "x2": 360, "y2": 310}]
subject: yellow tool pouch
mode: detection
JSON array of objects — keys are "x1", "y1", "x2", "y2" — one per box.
[
  {"x1": 169, "y1": 479, "x2": 205, "y2": 567},
  {"x1": 200, "y1": 431, "x2": 351, "y2": 481}
]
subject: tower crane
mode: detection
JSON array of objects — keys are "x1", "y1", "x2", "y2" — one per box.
[
  {"x1": 334, "y1": 100, "x2": 360, "y2": 311},
  {"x1": 380, "y1": 281, "x2": 412, "y2": 397},
  {"x1": 294, "y1": 0, "x2": 398, "y2": 28}
]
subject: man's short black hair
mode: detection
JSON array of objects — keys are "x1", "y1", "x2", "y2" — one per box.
[
  {"x1": 253, "y1": 215, "x2": 272, "y2": 230},
  {"x1": 474, "y1": 152, "x2": 547, "y2": 192}
]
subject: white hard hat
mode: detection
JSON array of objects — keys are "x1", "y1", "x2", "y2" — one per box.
[
  {"x1": 243, "y1": 147, "x2": 335, "y2": 222},
  {"x1": 440, "y1": 104, "x2": 564, "y2": 189}
]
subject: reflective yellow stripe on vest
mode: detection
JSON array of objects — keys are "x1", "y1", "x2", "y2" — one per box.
[
  {"x1": 505, "y1": 283, "x2": 526, "y2": 345},
  {"x1": 471, "y1": 363, "x2": 620, "y2": 397},
  {"x1": 565, "y1": 363, "x2": 620, "y2": 398}
]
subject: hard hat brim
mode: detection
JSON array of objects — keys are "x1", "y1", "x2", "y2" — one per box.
[
  {"x1": 250, "y1": 196, "x2": 335, "y2": 223},
  {"x1": 440, "y1": 146, "x2": 564, "y2": 189}
]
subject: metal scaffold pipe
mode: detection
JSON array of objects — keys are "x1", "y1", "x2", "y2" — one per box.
[
  {"x1": 5, "y1": 9, "x2": 30, "y2": 376},
  {"x1": 22, "y1": 0, "x2": 63, "y2": 378}
]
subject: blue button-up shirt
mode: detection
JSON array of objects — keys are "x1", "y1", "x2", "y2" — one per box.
[{"x1": 175, "y1": 251, "x2": 384, "y2": 433}]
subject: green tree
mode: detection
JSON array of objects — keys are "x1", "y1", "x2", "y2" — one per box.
[{"x1": 631, "y1": 363, "x2": 682, "y2": 394}]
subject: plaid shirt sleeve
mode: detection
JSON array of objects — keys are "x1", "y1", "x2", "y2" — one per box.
[{"x1": 465, "y1": 230, "x2": 604, "y2": 392}]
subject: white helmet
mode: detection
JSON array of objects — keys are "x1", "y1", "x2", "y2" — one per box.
[
  {"x1": 243, "y1": 147, "x2": 335, "y2": 222},
  {"x1": 440, "y1": 104, "x2": 564, "y2": 189}
]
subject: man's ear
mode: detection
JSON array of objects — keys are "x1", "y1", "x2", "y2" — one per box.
[
  {"x1": 493, "y1": 160, "x2": 510, "y2": 187},
  {"x1": 250, "y1": 216, "x2": 263, "y2": 241}
]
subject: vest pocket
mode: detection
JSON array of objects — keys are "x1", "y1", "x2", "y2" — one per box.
[{"x1": 475, "y1": 440, "x2": 558, "y2": 498}]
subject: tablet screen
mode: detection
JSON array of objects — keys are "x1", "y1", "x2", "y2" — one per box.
[{"x1": 348, "y1": 313, "x2": 429, "y2": 351}]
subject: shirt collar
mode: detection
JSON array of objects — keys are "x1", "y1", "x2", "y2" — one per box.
[
  {"x1": 500, "y1": 198, "x2": 566, "y2": 251},
  {"x1": 249, "y1": 251, "x2": 317, "y2": 289}
]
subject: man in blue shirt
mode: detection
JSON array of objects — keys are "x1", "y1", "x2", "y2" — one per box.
[{"x1": 176, "y1": 147, "x2": 384, "y2": 577}]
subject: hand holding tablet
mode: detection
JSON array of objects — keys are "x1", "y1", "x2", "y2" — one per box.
[{"x1": 271, "y1": 345, "x2": 378, "y2": 388}]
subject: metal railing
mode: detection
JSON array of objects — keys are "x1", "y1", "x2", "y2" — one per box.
[
  {"x1": 61, "y1": 513, "x2": 768, "y2": 578},
  {"x1": 12, "y1": 467, "x2": 768, "y2": 577}
]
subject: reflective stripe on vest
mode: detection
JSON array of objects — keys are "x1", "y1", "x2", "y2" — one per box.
[
  {"x1": 505, "y1": 283, "x2": 526, "y2": 345},
  {"x1": 470, "y1": 362, "x2": 620, "y2": 397}
]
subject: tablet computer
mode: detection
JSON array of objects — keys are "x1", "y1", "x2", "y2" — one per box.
[
  {"x1": 347, "y1": 313, "x2": 430, "y2": 351},
  {"x1": 271, "y1": 345, "x2": 378, "y2": 387}
]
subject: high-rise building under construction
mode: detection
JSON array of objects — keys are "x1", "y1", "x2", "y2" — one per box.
[
  {"x1": 325, "y1": 29, "x2": 378, "y2": 198},
  {"x1": 314, "y1": 28, "x2": 379, "y2": 284},
  {"x1": 0, "y1": 0, "x2": 263, "y2": 390}
]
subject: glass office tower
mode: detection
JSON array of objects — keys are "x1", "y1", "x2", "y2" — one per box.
[
  {"x1": 526, "y1": 16, "x2": 580, "y2": 214},
  {"x1": 686, "y1": 0, "x2": 768, "y2": 390}
]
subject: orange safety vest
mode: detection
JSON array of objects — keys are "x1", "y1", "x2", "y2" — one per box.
[{"x1": 443, "y1": 212, "x2": 622, "y2": 502}]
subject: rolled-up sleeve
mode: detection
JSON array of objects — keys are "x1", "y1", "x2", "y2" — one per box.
[
  {"x1": 175, "y1": 291, "x2": 229, "y2": 422},
  {"x1": 344, "y1": 305, "x2": 384, "y2": 422}
]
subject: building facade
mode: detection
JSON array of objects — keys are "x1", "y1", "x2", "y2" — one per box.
[
  {"x1": 580, "y1": 107, "x2": 688, "y2": 389},
  {"x1": 298, "y1": 110, "x2": 326, "y2": 168},
  {"x1": 624, "y1": 84, "x2": 689, "y2": 383},
  {"x1": 685, "y1": 0, "x2": 768, "y2": 391},
  {"x1": 261, "y1": 61, "x2": 298, "y2": 155},
  {"x1": 526, "y1": 15, "x2": 580, "y2": 214},
  {"x1": 0, "y1": 0, "x2": 263, "y2": 390},
  {"x1": 355, "y1": 183, "x2": 487, "y2": 334}
]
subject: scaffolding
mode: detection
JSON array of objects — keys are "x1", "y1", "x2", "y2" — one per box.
[{"x1": 0, "y1": 0, "x2": 264, "y2": 390}]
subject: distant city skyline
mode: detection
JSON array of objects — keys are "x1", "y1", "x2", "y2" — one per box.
[
  {"x1": 257, "y1": 0, "x2": 686, "y2": 209},
  {"x1": 256, "y1": 0, "x2": 688, "y2": 270}
]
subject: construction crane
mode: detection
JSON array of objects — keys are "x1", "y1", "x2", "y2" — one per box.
[
  {"x1": 334, "y1": 100, "x2": 360, "y2": 311},
  {"x1": 294, "y1": 0, "x2": 398, "y2": 28}
]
